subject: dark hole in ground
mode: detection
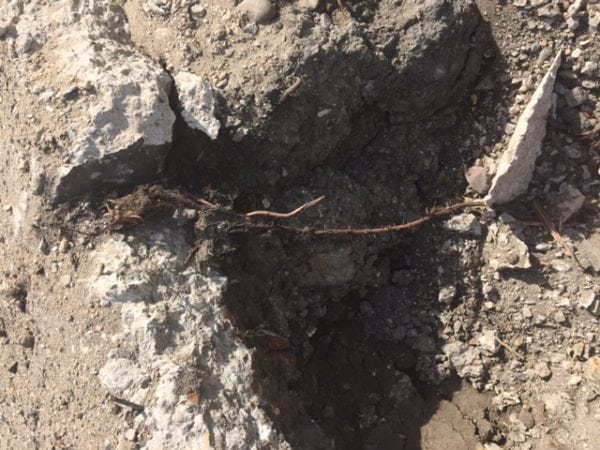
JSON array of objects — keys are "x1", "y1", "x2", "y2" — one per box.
[{"x1": 159, "y1": 9, "x2": 509, "y2": 449}]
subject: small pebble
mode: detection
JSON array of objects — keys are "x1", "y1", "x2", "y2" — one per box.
[{"x1": 238, "y1": 0, "x2": 276, "y2": 24}]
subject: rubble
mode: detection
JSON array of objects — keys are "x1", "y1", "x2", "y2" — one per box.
[
  {"x1": 486, "y1": 52, "x2": 562, "y2": 206},
  {"x1": 173, "y1": 71, "x2": 221, "y2": 140}
]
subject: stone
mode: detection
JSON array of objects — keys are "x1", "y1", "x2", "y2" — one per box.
[
  {"x1": 238, "y1": 0, "x2": 277, "y2": 24},
  {"x1": 553, "y1": 310, "x2": 567, "y2": 325},
  {"x1": 517, "y1": 410, "x2": 535, "y2": 429},
  {"x1": 564, "y1": 86, "x2": 587, "y2": 107},
  {"x1": 298, "y1": 0, "x2": 320, "y2": 10},
  {"x1": 173, "y1": 71, "x2": 221, "y2": 140},
  {"x1": 438, "y1": 285, "x2": 457, "y2": 305},
  {"x1": 575, "y1": 233, "x2": 600, "y2": 272},
  {"x1": 548, "y1": 183, "x2": 585, "y2": 225},
  {"x1": 534, "y1": 362, "x2": 552, "y2": 380},
  {"x1": 443, "y1": 342, "x2": 485, "y2": 381},
  {"x1": 465, "y1": 165, "x2": 491, "y2": 194},
  {"x1": 484, "y1": 217, "x2": 531, "y2": 270},
  {"x1": 579, "y1": 290, "x2": 600, "y2": 316},
  {"x1": 584, "y1": 357, "x2": 600, "y2": 384},
  {"x1": 542, "y1": 392, "x2": 573, "y2": 418},
  {"x1": 581, "y1": 61, "x2": 598, "y2": 77},
  {"x1": 486, "y1": 52, "x2": 562, "y2": 206},
  {"x1": 478, "y1": 329, "x2": 499, "y2": 354},
  {"x1": 444, "y1": 213, "x2": 482, "y2": 237}
]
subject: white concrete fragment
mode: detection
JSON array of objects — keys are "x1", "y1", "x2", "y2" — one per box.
[
  {"x1": 443, "y1": 342, "x2": 485, "y2": 381},
  {"x1": 93, "y1": 230, "x2": 286, "y2": 449},
  {"x1": 174, "y1": 71, "x2": 221, "y2": 140},
  {"x1": 486, "y1": 52, "x2": 562, "y2": 206}
]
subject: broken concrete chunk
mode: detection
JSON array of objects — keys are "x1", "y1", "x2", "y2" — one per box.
[
  {"x1": 485, "y1": 52, "x2": 562, "y2": 206},
  {"x1": 443, "y1": 342, "x2": 486, "y2": 381},
  {"x1": 21, "y1": 2, "x2": 178, "y2": 203},
  {"x1": 174, "y1": 71, "x2": 221, "y2": 140},
  {"x1": 484, "y1": 216, "x2": 531, "y2": 270},
  {"x1": 444, "y1": 213, "x2": 482, "y2": 237},
  {"x1": 580, "y1": 290, "x2": 600, "y2": 316}
]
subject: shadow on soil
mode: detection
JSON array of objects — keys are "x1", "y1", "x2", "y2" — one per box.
[{"x1": 163, "y1": 14, "x2": 512, "y2": 449}]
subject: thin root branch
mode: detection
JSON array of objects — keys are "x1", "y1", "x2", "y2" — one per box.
[
  {"x1": 252, "y1": 199, "x2": 486, "y2": 236},
  {"x1": 494, "y1": 336, "x2": 524, "y2": 361},
  {"x1": 531, "y1": 200, "x2": 580, "y2": 267},
  {"x1": 245, "y1": 196, "x2": 326, "y2": 219}
]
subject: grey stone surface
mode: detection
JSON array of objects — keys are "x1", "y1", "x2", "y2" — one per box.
[
  {"x1": 4, "y1": 0, "x2": 176, "y2": 203},
  {"x1": 173, "y1": 71, "x2": 220, "y2": 140},
  {"x1": 486, "y1": 52, "x2": 562, "y2": 206}
]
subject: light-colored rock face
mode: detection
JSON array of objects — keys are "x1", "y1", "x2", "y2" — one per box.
[
  {"x1": 92, "y1": 229, "x2": 287, "y2": 449},
  {"x1": 174, "y1": 71, "x2": 220, "y2": 139},
  {"x1": 4, "y1": 0, "x2": 176, "y2": 203},
  {"x1": 485, "y1": 52, "x2": 562, "y2": 206}
]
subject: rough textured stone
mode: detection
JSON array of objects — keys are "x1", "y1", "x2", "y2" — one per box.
[
  {"x1": 238, "y1": 0, "x2": 277, "y2": 24},
  {"x1": 4, "y1": 0, "x2": 176, "y2": 203},
  {"x1": 486, "y1": 52, "x2": 562, "y2": 205},
  {"x1": 173, "y1": 71, "x2": 220, "y2": 140}
]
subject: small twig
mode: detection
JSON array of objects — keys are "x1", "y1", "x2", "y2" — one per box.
[
  {"x1": 252, "y1": 199, "x2": 485, "y2": 235},
  {"x1": 185, "y1": 245, "x2": 200, "y2": 265},
  {"x1": 531, "y1": 200, "x2": 580, "y2": 267},
  {"x1": 245, "y1": 196, "x2": 325, "y2": 219},
  {"x1": 278, "y1": 77, "x2": 303, "y2": 103},
  {"x1": 110, "y1": 395, "x2": 145, "y2": 413},
  {"x1": 494, "y1": 336, "x2": 524, "y2": 361}
]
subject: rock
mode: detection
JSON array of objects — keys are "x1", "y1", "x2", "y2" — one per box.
[
  {"x1": 513, "y1": 0, "x2": 527, "y2": 7},
  {"x1": 492, "y1": 391, "x2": 521, "y2": 411},
  {"x1": 438, "y1": 285, "x2": 457, "y2": 305},
  {"x1": 534, "y1": 362, "x2": 552, "y2": 380},
  {"x1": 517, "y1": 410, "x2": 535, "y2": 429},
  {"x1": 39, "y1": 5, "x2": 176, "y2": 203},
  {"x1": 173, "y1": 71, "x2": 221, "y2": 140},
  {"x1": 143, "y1": 0, "x2": 170, "y2": 17},
  {"x1": 484, "y1": 216, "x2": 531, "y2": 270},
  {"x1": 190, "y1": 4, "x2": 207, "y2": 19},
  {"x1": 564, "y1": 86, "x2": 587, "y2": 107},
  {"x1": 443, "y1": 342, "x2": 486, "y2": 381},
  {"x1": 553, "y1": 310, "x2": 567, "y2": 325},
  {"x1": 584, "y1": 357, "x2": 600, "y2": 384},
  {"x1": 444, "y1": 213, "x2": 482, "y2": 237},
  {"x1": 478, "y1": 329, "x2": 499, "y2": 354},
  {"x1": 486, "y1": 52, "x2": 562, "y2": 206},
  {"x1": 574, "y1": 232, "x2": 600, "y2": 272},
  {"x1": 298, "y1": 0, "x2": 320, "y2": 10},
  {"x1": 542, "y1": 392, "x2": 573, "y2": 418},
  {"x1": 581, "y1": 61, "x2": 598, "y2": 77},
  {"x1": 238, "y1": 0, "x2": 277, "y2": 24},
  {"x1": 579, "y1": 290, "x2": 600, "y2": 316},
  {"x1": 465, "y1": 165, "x2": 491, "y2": 194}
]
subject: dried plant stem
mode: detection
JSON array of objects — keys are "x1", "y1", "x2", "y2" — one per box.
[
  {"x1": 246, "y1": 196, "x2": 325, "y2": 219},
  {"x1": 252, "y1": 199, "x2": 486, "y2": 236}
]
